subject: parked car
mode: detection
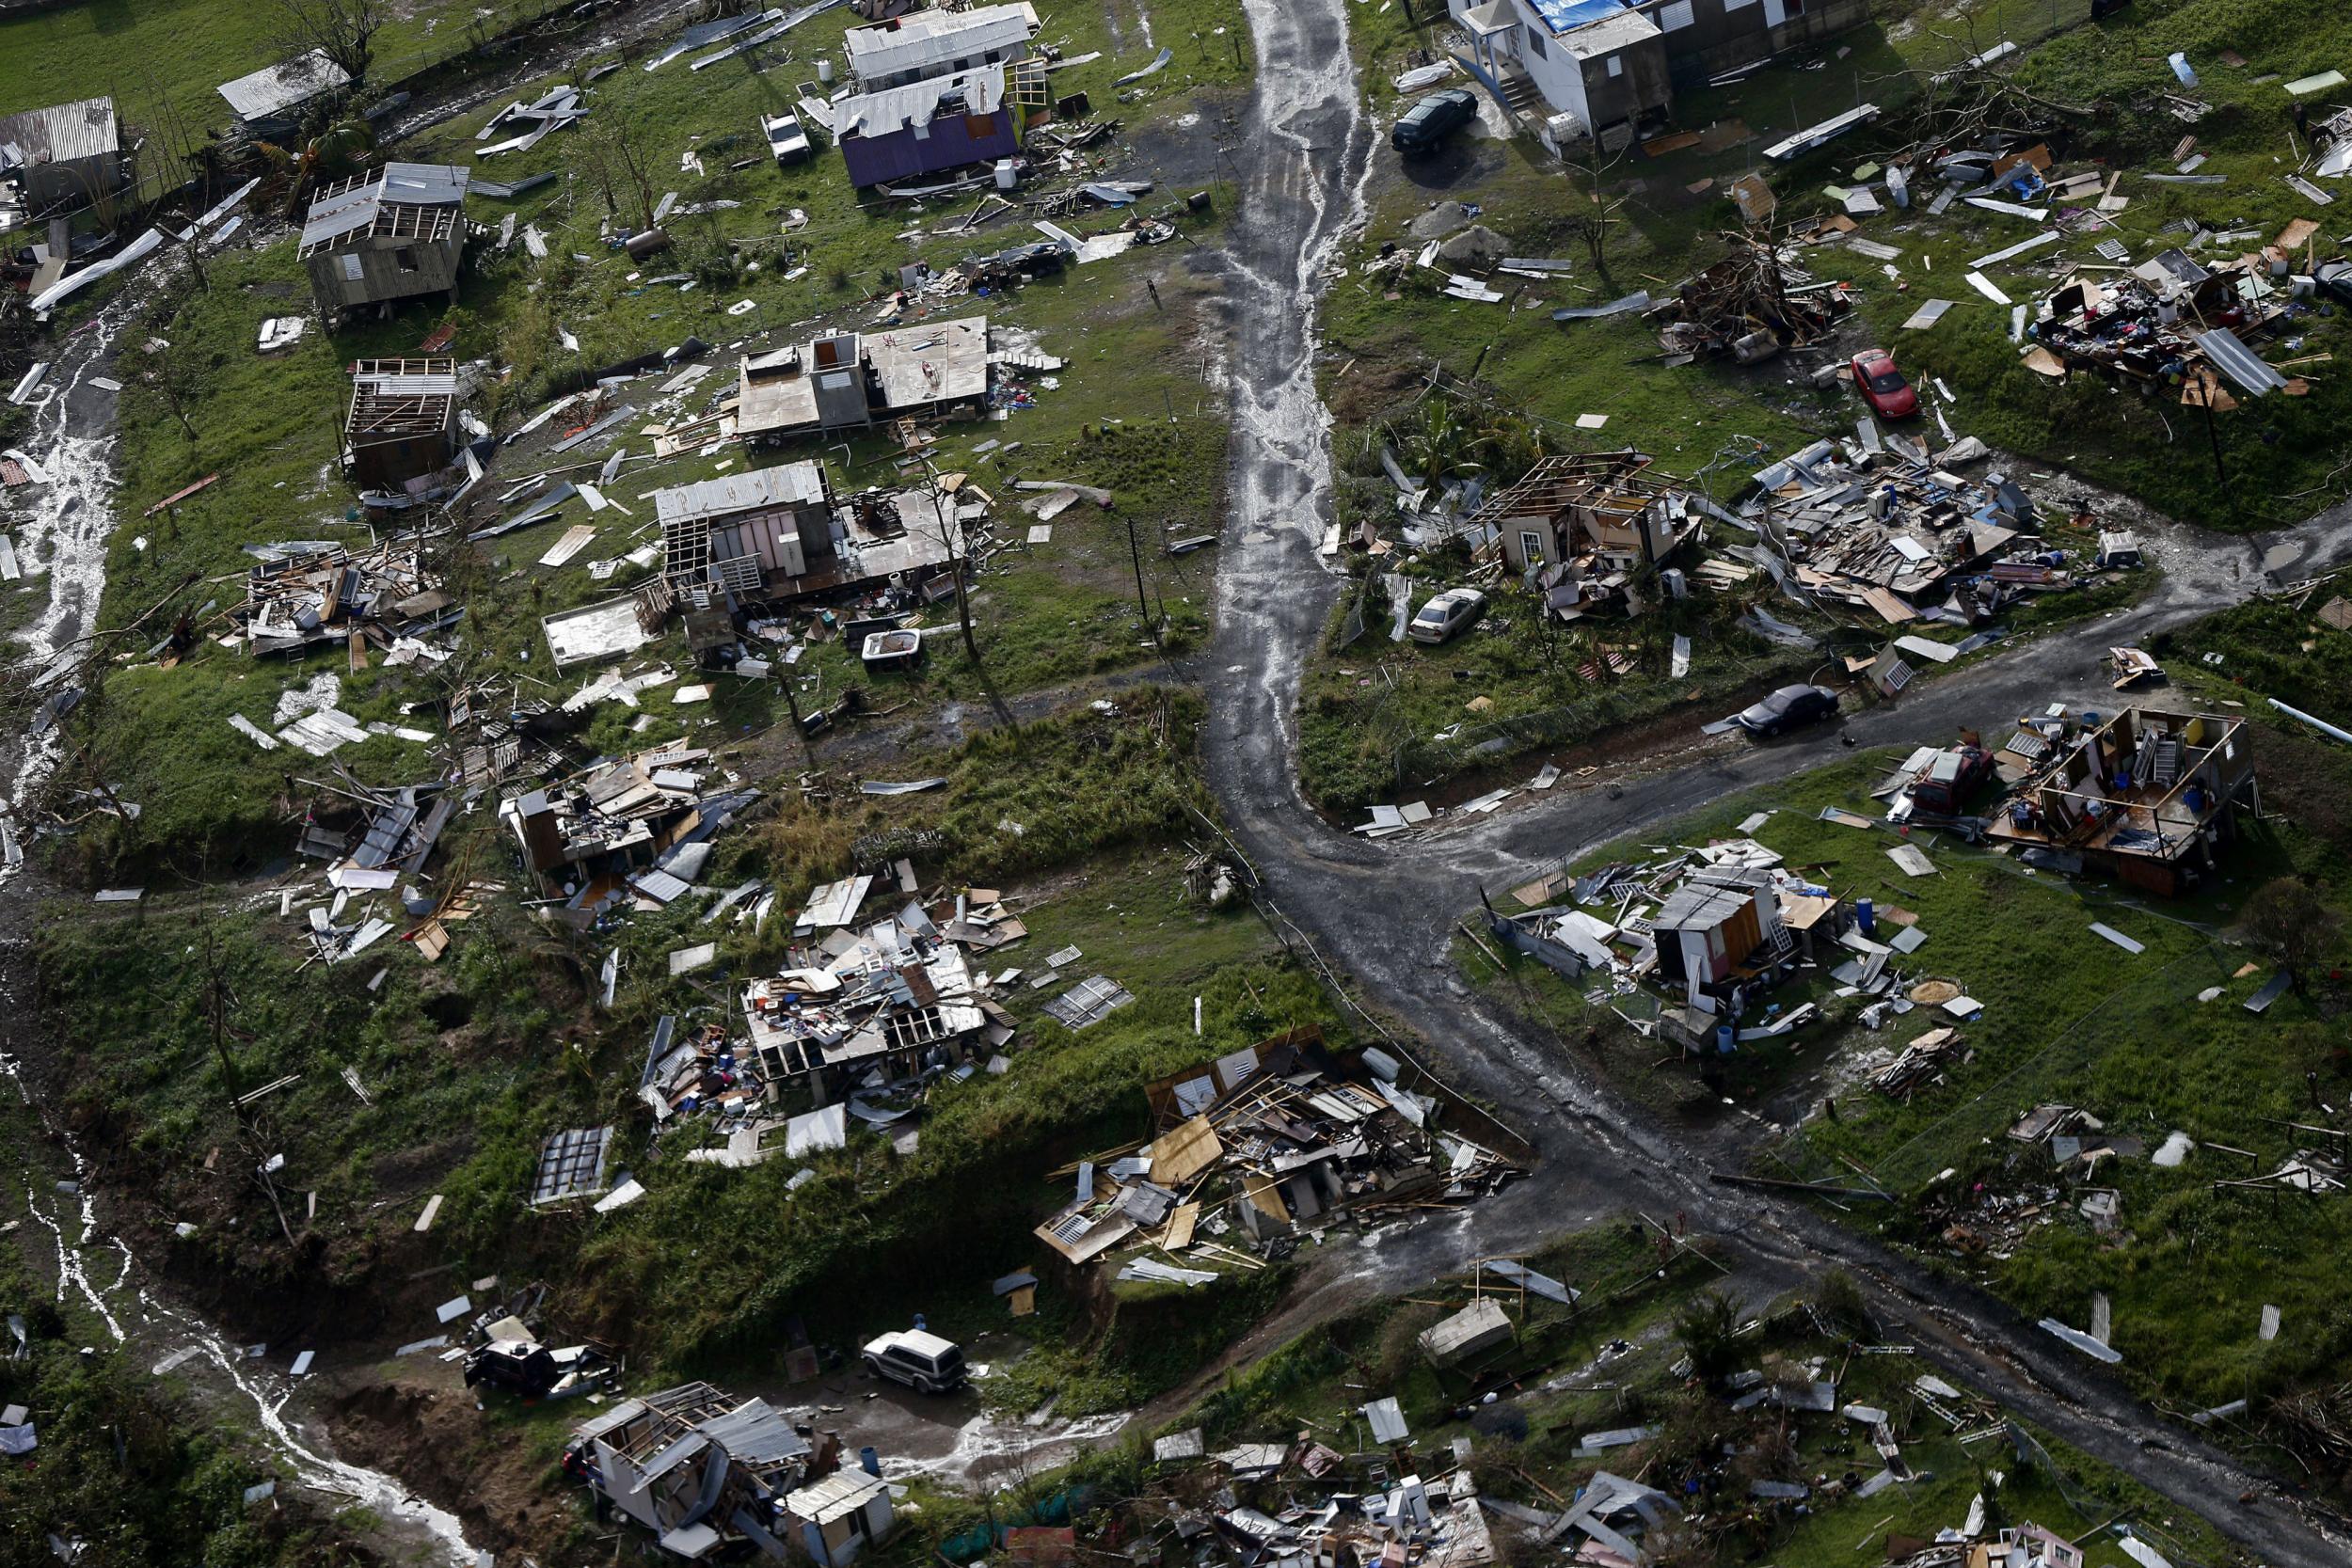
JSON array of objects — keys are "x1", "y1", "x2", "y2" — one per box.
[
  {"x1": 1906, "y1": 744, "x2": 1994, "y2": 816},
  {"x1": 1734, "y1": 684, "x2": 1840, "y2": 738},
  {"x1": 1391, "y1": 89, "x2": 1477, "y2": 154},
  {"x1": 763, "y1": 110, "x2": 814, "y2": 166},
  {"x1": 1408, "y1": 586, "x2": 1486, "y2": 644},
  {"x1": 862, "y1": 1329, "x2": 967, "y2": 1393},
  {"x1": 1850, "y1": 348, "x2": 1919, "y2": 420}
]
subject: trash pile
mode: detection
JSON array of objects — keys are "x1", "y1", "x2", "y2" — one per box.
[
  {"x1": 1033, "y1": 1028, "x2": 1522, "y2": 1278},
  {"x1": 458, "y1": 1283, "x2": 618, "y2": 1402},
  {"x1": 232, "y1": 541, "x2": 460, "y2": 660},
  {"x1": 1654, "y1": 236, "x2": 1852, "y2": 364},
  {"x1": 1741, "y1": 433, "x2": 2084, "y2": 626}
]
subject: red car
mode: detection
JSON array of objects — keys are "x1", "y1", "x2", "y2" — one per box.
[{"x1": 1851, "y1": 349, "x2": 1918, "y2": 420}]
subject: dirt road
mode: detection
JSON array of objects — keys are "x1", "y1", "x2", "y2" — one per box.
[{"x1": 1199, "y1": 0, "x2": 2352, "y2": 1557}]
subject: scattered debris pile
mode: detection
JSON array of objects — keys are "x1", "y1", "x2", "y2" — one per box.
[
  {"x1": 459, "y1": 1283, "x2": 618, "y2": 1402},
  {"x1": 1741, "y1": 434, "x2": 2078, "y2": 627},
  {"x1": 233, "y1": 541, "x2": 459, "y2": 660},
  {"x1": 2027, "y1": 248, "x2": 2295, "y2": 404},
  {"x1": 1034, "y1": 1027, "x2": 1524, "y2": 1277},
  {"x1": 1653, "y1": 235, "x2": 1852, "y2": 364}
]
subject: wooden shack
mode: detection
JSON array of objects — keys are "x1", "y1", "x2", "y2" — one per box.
[
  {"x1": 298, "y1": 163, "x2": 470, "y2": 323},
  {"x1": 657, "y1": 462, "x2": 839, "y2": 599},
  {"x1": 345, "y1": 358, "x2": 459, "y2": 493}
]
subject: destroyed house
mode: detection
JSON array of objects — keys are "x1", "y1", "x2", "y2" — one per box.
[
  {"x1": 298, "y1": 163, "x2": 469, "y2": 320},
  {"x1": 739, "y1": 925, "x2": 998, "y2": 1101},
  {"x1": 1452, "y1": 0, "x2": 1669, "y2": 145},
  {"x1": 1747, "y1": 436, "x2": 2050, "y2": 626},
  {"x1": 2031, "y1": 254, "x2": 2289, "y2": 400},
  {"x1": 659, "y1": 463, "x2": 839, "y2": 600},
  {"x1": 217, "y1": 49, "x2": 354, "y2": 141},
  {"x1": 567, "y1": 1383, "x2": 819, "y2": 1560},
  {"x1": 843, "y1": 2, "x2": 1040, "y2": 91},
  {"x1": 236, "y1": 541, "x2": 456, "y2": 659},
  {"x1": 736, "y1": 318, "x2": 993, "y2": 441},
  {"x1": 1987, "y1": 707, "x2": 2255, "y2": 895},
  {"x1": 345, "y1": 358, "x2": 459, "y2": 493},
  {"x1": 1037, "y1": 1029, "x2": 1524, "y2": 1268},
  {"x1": 1650, "y1": 867, "x2": 1787, "y2": 992},
  {"x1": 505, "y1": 746, "x2": 761, "y2": 911},
  {"x1": 655, "y1": 461, "x2": 973, "y2": 612},
  {"x1": 834, "y1": 66, "x2": 1021, "y2": 188},
  {"x1": 0, "y1": 97, "x2": 125, "y2": 218},
  {"x1": 1470, "y1": 451, "x2": 1693, "y2": 610}
]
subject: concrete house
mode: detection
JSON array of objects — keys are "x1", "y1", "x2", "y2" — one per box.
[
  {"x1": 1987, "y1": 707, "x2": 2256, "y2": 896},
  {"x1": 218, "y1": 49, "x2": 354, "y2": 141},
  {"x1": 1629, "y1": 0, "x2": 1872, "y2": 85},
  {"x1": 834, "y1": 65, "x2": 1020, "y2": 188},
  {"x1": 344, "y1": 358, "x2": 458, "y2": 493},
  {"x1": 0, "y1": 97, "x2": 126, "y2": 219},
  {"x1": 736, "y1": 319, "x2": 993, "y2": 441},
  {"x1": 1470, "y1": 451, "x2": 1694, "y2": 613},
  {"x1": 842, "y1": 1, "x2": 1039, "y2": 91},
  {"x1": 1453, "y1": 0, "x2": 1671, "y2": 144},
  {"x1": 297, "y1": 162, "x2": 469, "y2": 322}
]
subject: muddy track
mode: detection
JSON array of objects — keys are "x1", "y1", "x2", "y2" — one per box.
[{"x1": 1195, "y1": 0, "x2": 2352, "y2": 1556}]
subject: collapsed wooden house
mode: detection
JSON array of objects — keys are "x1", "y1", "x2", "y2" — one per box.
[{"x1": 1470, "y1": 451, "x2": 1696, "y2": 613}]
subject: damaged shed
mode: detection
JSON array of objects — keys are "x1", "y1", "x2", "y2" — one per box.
[
  {"x1": 298, "y1": 163, "x2": 470, "y2": 322},
  {"x1": 344, "y1": 358, "x2": 460, "y2": 494}
]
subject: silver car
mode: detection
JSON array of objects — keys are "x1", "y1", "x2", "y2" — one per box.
[{"x1": 1408, "y1": 587, "x2": 1486, "y2": 645}]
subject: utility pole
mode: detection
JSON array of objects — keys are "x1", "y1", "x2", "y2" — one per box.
[
  {"x1": 1124, "y1": 512, "x2": 1162, "y2": 652},
  {"x1": 779, "y1": 667, "x2": 816, "y2": 769},
  {"x1": 2197, "y1": 376, "x2": 2229, "y2": 501}
]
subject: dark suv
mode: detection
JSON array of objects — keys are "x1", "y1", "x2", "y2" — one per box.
[{"x1": 1392, "y1": 89, "x2": 1478, "y2": 153}]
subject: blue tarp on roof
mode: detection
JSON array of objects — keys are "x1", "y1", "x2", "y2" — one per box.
[{"x1": 1526, "y1": 0, "x2": 1635, "y2": 33}]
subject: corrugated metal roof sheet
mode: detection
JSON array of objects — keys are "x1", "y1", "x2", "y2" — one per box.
[
  {"x1": 218, "y1": 50, "x2": 353, "y2": 122},
  {"x1": 654, "y1": 461, "x2": 827, "y2": 524},
  {"x1": 836, "y1": 65, "x2": 1007, "y2": 140},
  {"x1": 0, "y1": 98, "x2": 118, "y2": 167},
  {"x1": 844, "y1": 2, "x2": 1036, "y2": 81},
  {"x1": 300, "y1": 162, "x2": 470, "y2": 250}
]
